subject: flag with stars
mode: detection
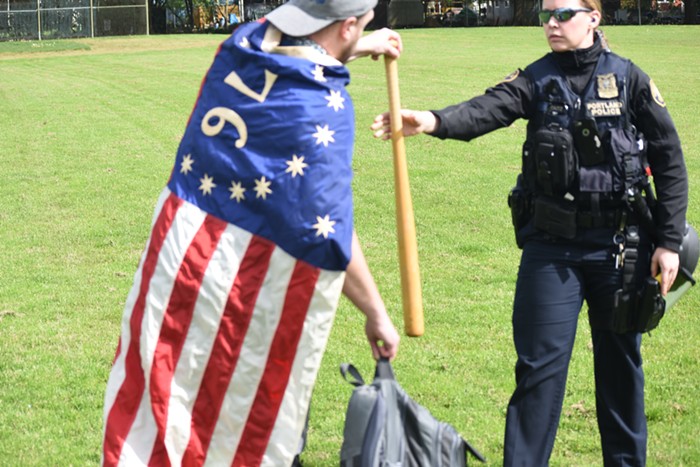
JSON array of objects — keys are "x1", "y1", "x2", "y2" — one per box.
[{"x1": 102, "y1": 20, "x2": 357, "y2": 467}]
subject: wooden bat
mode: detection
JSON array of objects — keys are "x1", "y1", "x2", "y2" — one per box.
[{"x1": 384, "y1": 49, "x2": 424, "y2": 337}]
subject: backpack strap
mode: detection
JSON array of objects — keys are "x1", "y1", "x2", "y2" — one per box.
[
  {"x1": 374, "y1": 357, "x2": 396, "y2": 381},
  {"x1": 339, "y1": 363, "x2": 365, "y2": 387},
  {"x1": 340, "y1": 358, "x2": 397, "y2": 386},
  {"x1": 465, "y1": 438, "x2": 488, "y2": 463}
]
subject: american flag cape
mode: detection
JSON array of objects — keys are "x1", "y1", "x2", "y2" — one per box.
[{"x1": 102, "y1": 20, "x2": 357, "y2": 467}]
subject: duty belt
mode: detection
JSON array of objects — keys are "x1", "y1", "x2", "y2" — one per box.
[{"x1": 576, "y1": 209, "x2": 627, "y2": 229}]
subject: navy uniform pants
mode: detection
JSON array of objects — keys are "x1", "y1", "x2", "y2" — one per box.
[{"x1": 503, "y1": 228, "x2": 651, "y2": 466}]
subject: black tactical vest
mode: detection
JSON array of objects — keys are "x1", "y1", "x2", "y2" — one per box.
[{"x1": 522, "y1": 51, "x2": 647, "y2": 208}]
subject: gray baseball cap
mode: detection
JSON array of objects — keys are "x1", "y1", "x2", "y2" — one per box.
[{"x1": 266, "y1": 0, "x2": 378, "y2": 37}]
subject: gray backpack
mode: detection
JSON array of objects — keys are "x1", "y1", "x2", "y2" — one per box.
[{"x1": 339, "y1": 358, "x2": 486, "y2": 466}]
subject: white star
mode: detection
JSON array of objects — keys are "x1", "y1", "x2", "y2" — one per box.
[
  {"x1": 180, "y1": 154, "x2": 194, "y2": 175},
  {"x1": 254, "y1": 176, "x2": 272, "y2": 200},
  {"x1": 312, "y1": 214, "x2": 336, "y2": 239},
  {"x1": 285, "y1": 154, "x2": 309, "y2": 178},
  {"x1": 312, "y1": 124, "x2": 335, "y2": 147},
  {"x1": 325, "y1": 90, "x2": 345, "y2": 112},
  {"x1": 312, "y1": 65, "x2": 326, "y2": 82},
  {"x1": 229, "y1": 180, "x2": 246, "y2": 202},
  {"x1": 239, "y1": 37, "x2": 250, "y2": 48},
  {"x1": 199, "y1": 174, "x2": 216, "y2": 196}
]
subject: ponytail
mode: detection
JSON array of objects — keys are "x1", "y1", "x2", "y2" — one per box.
[{"x1": 596, "y1": 29, "x2": 610, "y2": 51}]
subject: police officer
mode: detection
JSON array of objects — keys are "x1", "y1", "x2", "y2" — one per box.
[{"x1": 371, "y1": 0, "x2": 687, "y2": 464}]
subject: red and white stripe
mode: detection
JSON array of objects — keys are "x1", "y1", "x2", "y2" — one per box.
[{"x1": 102, "y1": 189, "x2": 344, "y2": 466}]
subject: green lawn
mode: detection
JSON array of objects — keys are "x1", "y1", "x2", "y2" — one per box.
[{"x1": 0, "y1": 26, "x2": 699, "y2": 465}]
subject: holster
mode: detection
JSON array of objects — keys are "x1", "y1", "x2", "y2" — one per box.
[
  {"x1": 508, "y1": 175, "x2": 531, "y2": 249},
  {"x1": 612, "y1": 277, "x2": 666, "y2": 334},
  {"x1": 611, "y1": 225, "x2": 666, "y2": 334}
]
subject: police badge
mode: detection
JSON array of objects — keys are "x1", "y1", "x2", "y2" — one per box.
[{"x1": 596, "y1": 73, "x2": 619, "y2": 99}]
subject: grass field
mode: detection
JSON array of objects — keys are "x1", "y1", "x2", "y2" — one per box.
[{"x1": 1, "y1": 26, "x2": 699, "y2": 465}]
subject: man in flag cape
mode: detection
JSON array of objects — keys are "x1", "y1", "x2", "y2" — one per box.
[{"x1": 101, "y1": 1, "x2": 402, "y2": 465}]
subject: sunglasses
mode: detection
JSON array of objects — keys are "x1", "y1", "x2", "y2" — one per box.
[{"x1": 538, "y1": 8, "x2": 592, "y2": 22}]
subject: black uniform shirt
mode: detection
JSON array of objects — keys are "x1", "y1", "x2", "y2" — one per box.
[{"x1": 430, "y1": 35, "x2": 688, "y2": 252}]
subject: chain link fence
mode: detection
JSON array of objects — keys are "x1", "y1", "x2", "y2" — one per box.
[{"x1": 0, "y1": 0, "x2": 148, "y2": 41}]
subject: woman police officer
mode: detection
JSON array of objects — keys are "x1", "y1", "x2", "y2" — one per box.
[{"x1": 371, "y1": 0, "x2": 688, "y2": 464}]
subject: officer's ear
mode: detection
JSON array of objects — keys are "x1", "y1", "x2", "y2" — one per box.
[{"x1": 588, "y1": 10, "x2": 601, "y2": 28}]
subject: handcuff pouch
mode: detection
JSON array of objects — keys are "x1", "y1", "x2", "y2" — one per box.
[{"x1": 533, "y1": 196, "x2": 577, "y2": 239}]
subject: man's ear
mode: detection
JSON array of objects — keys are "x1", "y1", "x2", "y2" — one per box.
[{"x1": 339, "y1": 16, "x2": 358, "y2": 40}]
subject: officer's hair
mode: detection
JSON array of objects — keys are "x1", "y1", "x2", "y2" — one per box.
[
  {"x1": 596, "y1": 29, "x2": 611, "y2": 51},
  {"x1": 579, "y1": 0, "x2": 602, "y2": 13}
]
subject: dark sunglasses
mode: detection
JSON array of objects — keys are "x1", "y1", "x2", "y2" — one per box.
[{"x1": 538, "y1": 7, "x2": 592, "y2": 22}]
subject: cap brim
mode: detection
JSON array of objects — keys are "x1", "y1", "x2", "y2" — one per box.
[{"x1": 266, "y1": 4, "x2": 335, "y2": 37}]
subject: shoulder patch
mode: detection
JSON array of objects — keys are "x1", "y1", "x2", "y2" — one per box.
[
  {"x1": 501, "y1": 69, "x2": 520, "y2": 83},
  {"x1": 649, "y1": 79, "x2": 666, "y2": 107}
]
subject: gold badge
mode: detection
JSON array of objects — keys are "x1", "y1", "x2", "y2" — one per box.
[
  {"x1": 596, "y1": 73, "x2": 619, "y2": 99},
  {"x1": 501, "y1": 69, "x2": 520, "y2": 83},
  {"x1": 650, "y1": 79, "x2": 666, "y2": 107}
]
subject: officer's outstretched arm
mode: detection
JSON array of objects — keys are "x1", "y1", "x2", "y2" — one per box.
[{"x1": 371, "y1": 110, "x2": 438, "y2": 140}]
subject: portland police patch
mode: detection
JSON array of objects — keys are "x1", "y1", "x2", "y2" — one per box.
[{"x1": 650, "y1": 79, "x2": 666, "y2": 107}]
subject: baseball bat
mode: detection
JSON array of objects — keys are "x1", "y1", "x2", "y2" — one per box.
[{"x1": 384, "y1": 48, "x2": 424, "y2": 337}]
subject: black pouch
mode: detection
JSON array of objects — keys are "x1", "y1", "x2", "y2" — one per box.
[
  {"x1": 533, "y1": 126, "x2": 577, "y2": 195},
  {"x1": 533, "y1": 196, "x2": 577, "y2": 239},
  {"x1": 573, "y1": 118, "x2": 605, "y2": 166},
  {"x1": 601, "y1": 127, "x2": 644, "y2": 192}
]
